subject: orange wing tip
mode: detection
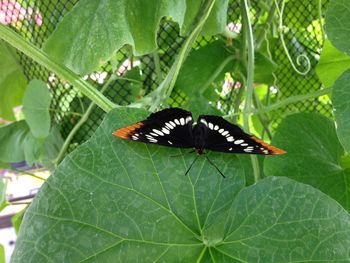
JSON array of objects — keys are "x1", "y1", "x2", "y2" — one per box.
[
  {"x1": 112, "y1": 122, "x2": 143, "y2": 139},
  {"x1": 251, "y1": 136, "x2": 286, "y2": 155}
]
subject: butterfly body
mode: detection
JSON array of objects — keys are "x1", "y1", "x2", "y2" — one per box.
[{"x1": 113, "y1": 108, "x2": 285, "y2": 156}]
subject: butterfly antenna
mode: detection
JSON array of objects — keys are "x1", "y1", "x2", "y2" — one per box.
[
  {"x1": 171, "y1": 149, "x2": 195, "y2": 158},
  {"x1": 205, "y1": 156, "x2": 226, "y2": 178},
  {"x1": 185, "y1": 155, "x2": 200, "y2": 176}
]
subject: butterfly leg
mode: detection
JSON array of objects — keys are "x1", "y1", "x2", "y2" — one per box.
[
  {"x1": 185, "y1": 155, "x2": 200, "y2": 176},
  {"x1": 205, "y1": 156, "x2": 226, "y2": 178}
]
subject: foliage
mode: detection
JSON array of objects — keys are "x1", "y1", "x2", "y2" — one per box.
[{"x1": 0, "y1": 0, "x2": 350, "y2": 262}]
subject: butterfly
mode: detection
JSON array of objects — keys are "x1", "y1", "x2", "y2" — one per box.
[{"x1": 113, "y1": 108, "x2": 285, "y2": 177}]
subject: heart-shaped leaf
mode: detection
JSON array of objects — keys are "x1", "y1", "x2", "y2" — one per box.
[
  {"x1": 43, "y1": 0, "x2": 228, "y2": 75},
  {"x1": 264, "y1": 113, "x2": 350, "y2": 211},
  {"x1": 332, "y1": 69, "x2": 350, "y2": 153},
  {"x1": 12, "y1": 108, "x2": 350, "y2": 262},
  {"x1": 23, "y1": 80, "x2": 51, "y2": 139},
  {"x1": 0, "y1": 41, "x2": 27, "y2": 121},
  {"x1": 316, "y1": 39, "x2": 350, "y2": 88},
  {"x1": 325, "y1": 0, "x2": 350, "y2": 55}
]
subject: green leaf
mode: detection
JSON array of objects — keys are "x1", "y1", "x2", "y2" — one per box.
[
  {"x1": 316, "y1": 39, "x2": 350, "y2": 87},
  {"x1": 325, "y1": 0, "x2": 350, "y2": 55},
  {"x1": 264, "y1": 113, "x2": 350, "y2": 211},
  {"x1": 23, "y1": 80, "x2": 51, "y2": 139},
  {"x1": 175, "y1": 40, "x2": 234, "y2": 97},
  {"x1": 0, "y1": 178, "x2": 6, "y2": 213},
  {"x1": 0, "y1": 41, "x2": 27, "y2": 121},
  {"x1": 43, "y1": 0, "x2": 227, "y2": 75},
  {"x1": 0, "y1": 121, "x2": 29, "y2": 163},
  {"x1": 12, "y1": 207, "x2": 27, "y2": 234},
  {"x1": 212, "y1": 176, "x2": 350, "y2": 262},
  {"x1": 0, "y1": 244, "x2": 4, "y2": 263},
  {"x1": 332, "y1": 69, "x2": 350, "y2": 153},
  {"x1": 12, "y1": 108, "x2": 350, "y2": 262},
  {"x1": 182, "y1": 0, "x2": 228, "y2": 36}
]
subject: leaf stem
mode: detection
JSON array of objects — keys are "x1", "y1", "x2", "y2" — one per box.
[
  {"x1": 6, "y1": 167, "x2": 46, "y2": 181},
  {"x1": 55, "y1": 74, "x2": 117, "y2": 164},
  {"x1": 0, "y1": 24, "x2": 116, "y2": 113},
  {"x1": 241, "y1": 0, "x2": 261, "y2": 183}
]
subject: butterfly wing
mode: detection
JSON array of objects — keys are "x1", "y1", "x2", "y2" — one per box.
[
  {"x1": 113, "y1": 108, "x2": 194, "y2": 148},
  {"x1": 198, "y1": 115, "x2": 285, "y2": 155}
]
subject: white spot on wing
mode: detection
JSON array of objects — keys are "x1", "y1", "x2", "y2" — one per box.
[
  {"x1": 214, "y1": 125, "x2": 219, "y2": 130},
  {"x1": 186, "y1": 116, "x2": 192, "y2": 123},
  {"x1": 241, "y1": 143, "x2": 248, "y2": 146},
  {"x1": 227, "y1": 136, "x2": 234, "y2": 142},
  {"x1": 168, "y1": 140, "x2": 173, "y2": 145},
  {"x1": 165, "y1": 123, "x2": 173, "y2": 129},
  {"x1": 234, "y1": 139, "x2": 244, "y2": 145},
  {"x1": 174, "y1": 119, "x2": 180, "y2": 125},
  {"x1": 229, "y1": 147, "x2": 233, "y2": 151},
  {"x1": 208, "y1": 122, "x2": 214, "y2": 130},
  {"x1": 222, "y1": 131, "x2": 229, "y2": 136},
  {"x1": 263, "y1": 150, "x2": 269, "y2": 154},
  {"x1": 244, "y1": 148, "x2": 253, "y2": 152},
  {"x1": 153, "y1": 129, "x2": 164, "y2": 136},
  {"x1": 169, "y1": 121, "x2": 176, "y2": 128},
  {"x1": 150, "y1": 132, "x2": 158, "y2": 137},
  {"x1": 180, "y1": 118, "x2": 185, "y2": 126},
  {"x1": 219, "y1": 128, "x2": 224, "y2": 133},
  {"x1": 132, "y1": 135, "x2": 138, "y2": 140},
  {"x1": 162, "y1": 128, "x2": 170, "y2": 134},
  {"x1": 200, "y1": 119, "x2": 207, "y2": 126}
]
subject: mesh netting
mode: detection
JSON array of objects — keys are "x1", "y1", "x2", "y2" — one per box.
[{"x1": 1, "y1": 0, "x2": 330, "y2": 151}]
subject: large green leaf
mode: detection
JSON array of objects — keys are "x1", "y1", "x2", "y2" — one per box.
[
  {"x1": 23, "y1": 80, "x2": 51, "y2": 139},
  {"x1": 0, "y1": 121, "x2": 29, "y2": 163},
  {"x1": 43, "y1": 0, "x2": 228, "y2": 75},
  {"x1": 0, "y1": 41, "x2": 27, "y2": 121},
  {"x1": 264, "y1": 113, "x2": 350, "y2": 211},
  {"x1": 316, "y1": 39, "x2": 350, "y2": 87},
  {"x1": 332, "y1": 69, "x2": 350, "y2": 153},
  {"x1": 325, "y1": 0, "x2": 350, "y2": 55},
  {"x1": 12, "y1": 108, "x2": 350, "y2": 262}
]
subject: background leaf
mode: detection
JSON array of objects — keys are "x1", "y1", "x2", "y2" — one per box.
[
  {"x1": 0, "y1": 244, "x2": 4, "y2": 263},
  {"x1": 43, "y1": 0, "x2": 227, "y2": 75},
  {"x1": 0, "y1": 178, "x2": 6, "y2": 213},
  {"x1": 0, "y1": 41, "x2": 27, "y2": 121},
  {"x1": 264, "y1": 113, "x2": 350, "y2": 211},
  {"x1": 12, "y1": 108, "x2": 350, "y2": 262},
  {"x1": 23, "y1": 80, "x2": 51, "y2": 139},
  {"x1": 0, "y1": 121, "x2": 29, "y2": 163},
  {"x1": 332, "y1": 69, "x2": 350, "y2": 153},
  {"x1": 316, "y1": 39, "x2": 350, "y2": 87},
  {"x1": 325, "y1": 0, "x2": 350, "y2": 55}
]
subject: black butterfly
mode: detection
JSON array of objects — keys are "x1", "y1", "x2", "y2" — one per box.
[{"x1": 113, "y1": 108, "x2": 285, "y2": 177}]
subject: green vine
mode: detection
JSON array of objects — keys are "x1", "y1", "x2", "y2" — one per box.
[
  {"x1": 0, "y1": 24, "x2": 116, "y2": 113},
  {"x1": 241, "y1": 0, "x2": 261, "y2": 182},
  {"x1": 274, "y1": 0, "x2": 311, "y2": 76}
]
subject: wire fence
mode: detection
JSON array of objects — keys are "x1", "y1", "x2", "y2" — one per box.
[{"x1": 1, "y1": 0, "x2": 331, "y2": 150}]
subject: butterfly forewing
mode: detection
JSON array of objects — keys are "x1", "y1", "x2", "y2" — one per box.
[
  {"x1": 198, "y1": 115, "x2": 285, "y2": 155},
  {"x1": 113, "y1": 108, "x2": 194, "y2": 148}
]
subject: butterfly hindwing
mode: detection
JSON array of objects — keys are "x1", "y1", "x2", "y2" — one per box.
[
  {"x1": 113, "y1": 108, "x2": 194, "y2": 148},
  {"x1": 198, "y1": 115, "x2": 285, "y2": 155}
]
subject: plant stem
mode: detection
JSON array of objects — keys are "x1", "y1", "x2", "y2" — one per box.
[
  {"x1": 6, "y1": 167, "x2": 46, "y2": 181},
  {"x1": 55, "y1": 74, "x2": 118, "y2": 164},
  {"x1": 252, "y1": 87, "x2": 332, "y2": 115},
  {"x1": 131, "y1": 0, "x2": 217, "y2": 111},
  {"x1": 255, "y1": 2, "x2": 277, "y2": 49},
  {"x1": 241, "y1": 0, "x2": 261, "y2": 183},
  {"x1": 0, "y1": 24, "x2": 116, "y2": 113}
]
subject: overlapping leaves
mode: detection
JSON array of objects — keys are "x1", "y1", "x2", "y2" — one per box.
[{"x1": 12, "y1": 108, "x2": 350, "y2": 262}]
